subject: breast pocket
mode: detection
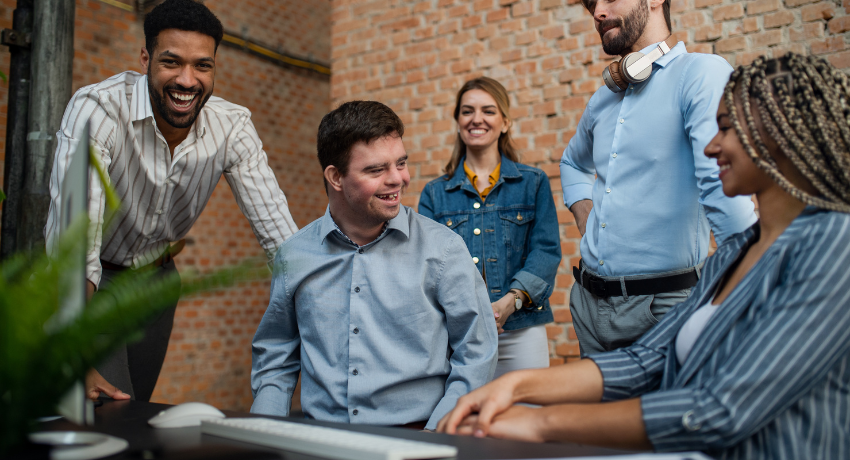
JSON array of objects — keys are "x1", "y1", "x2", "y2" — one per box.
[
  {"x1": 500, "y1": 210, "x2": 535, "y2": 254},
  {"x1": 440, "y1": 214, "x2": 469, "y2": 239}
]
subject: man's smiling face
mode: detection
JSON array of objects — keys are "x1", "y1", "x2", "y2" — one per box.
[{"x1": 141, "y1": 29, "x2": 216, "y2": 129}]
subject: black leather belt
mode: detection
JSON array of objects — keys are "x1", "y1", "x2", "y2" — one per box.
[{"x1": 572, "y1": 263, "x2": 699, "y2": 298}]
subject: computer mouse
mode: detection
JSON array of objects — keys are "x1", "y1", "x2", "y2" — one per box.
[{"x1": 148, "y1": 402, "x2": 226, "y2": 428}]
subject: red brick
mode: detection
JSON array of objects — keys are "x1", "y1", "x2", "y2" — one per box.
[
  {"x1": 713, "y1": 3, "x2": 745, "y2": 21},
  {"x1": 747, "y1": 0, "x2": 780, "y2": 15},
  {"x1": 828, "y1": 17, "x2": 850, "y2": 34},
  {"x1": 763, "y1": 11, "x2": 794, "y2": 29},
  {"x1": 811, "y1": 36, "x2": 845, "y2": 54},
  {"x1": 801, "y1": 2, "x2": 835, "y2": 22}
]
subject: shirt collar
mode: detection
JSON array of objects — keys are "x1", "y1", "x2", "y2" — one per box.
[
  {"x1": 319, "y1": 205, "x2": 410, "y2": 246},
  {"x1": 446, "y1": 154, "x2": 521, "y2": 191},
  {"x1": 130, "y1": 74, "x2": 207, "y2": 139},
  {"x1": 644, "y1": 40, "x2": 686, "y2": 68}
]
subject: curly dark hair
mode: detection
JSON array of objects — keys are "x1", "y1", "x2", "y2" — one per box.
[
  {"x1": 144, "y1": 0, "x2": 224, "y2": 54},
  {"x1": 317, "y1": 101, "x2": 405, "y2": 192}
]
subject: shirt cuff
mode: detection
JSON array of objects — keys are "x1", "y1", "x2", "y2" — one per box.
[
  {"x1": 250, "y1": 387, "x2": 292, "y2": 417},
  {"x1": 509, "y1": 271, "x2": 552, "y2": 306},
  {"x1": 641, "y1": 389, "x2": 704, "y2": 452},
  {"x1": 561, "y1": 183, "x2": 593, "y2": 208}
]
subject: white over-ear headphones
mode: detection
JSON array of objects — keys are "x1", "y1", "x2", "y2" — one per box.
[{"x1": 602, "y1": 36, "x2": 678, "y2": 93}]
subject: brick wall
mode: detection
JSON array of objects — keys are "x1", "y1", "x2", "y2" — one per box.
[
  {"x1": 330, "y1": 0, "x2": 850, "y2": 364},
  {"x1": 0, "y1": 0, "x2": 329, "y2": 410}
]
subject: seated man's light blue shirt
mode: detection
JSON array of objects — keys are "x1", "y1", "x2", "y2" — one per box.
[
  {"x1": 251, "y1": 205, "x2": 498, "y2": 430},
  {"x1": 560, "y1": 42, "x2": 757, "y2": 277}
]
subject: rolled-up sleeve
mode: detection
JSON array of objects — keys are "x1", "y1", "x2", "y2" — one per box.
[
  {"x1": 251, "y1": 247, "x2": 302, "y2": 416},
  {"x1": 559, "y1": 99, "x2": 596, "y2": 208},
  {"x1": 427, "y1": 234, "x2": 498, "y2": 430}
]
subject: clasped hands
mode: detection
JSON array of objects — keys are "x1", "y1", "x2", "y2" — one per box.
[{"x1": 435, "y1": 372, "x2": 546, "y2": 442}]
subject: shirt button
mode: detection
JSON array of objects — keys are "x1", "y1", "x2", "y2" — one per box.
[
  {"x1": 358, "y1": 248, "x2": 364, "y2": 254},
  {"x1": 473, "y1": 202, "x2": 481, "y2": 209},
  {"x1": 599, "y1": 260, "x2": 605, "y2": 265},
  {"x1": 601, "y1": 223, "x2": 607, "y2": 228},
  {"x1": 354, "y1": 287, "x2": 360, "y2": 293},
  {"x1": 619, "y1": 118, "x2": 624, "y2": 124},
  {"x1": 612, "y1": 153, "x2": 618, "y2": 158},
  {"x1": 156, "y1": 209, "x2": 163, "y2": 215},
  {"x1": 353, "y1": 327, "x2": 359, "y2": 334},
  {"x1": 473, "y1": 228, "x2": 481, "y2": 235},
  {"x1": 353, "y1": 409, "x2": 359, "y2": 415},
  {"x1": 472, "y1": 257, "x2": 480, "y2": 264},
  {"x1": 682, "y1": 410, "x2": 701, "y2": 431},
  {"x1": 606, "y1": 188, "x2": 611, "y2": 193},
  {"x1": 353, "y1": 369, "x2": 358, "y2": 376}
]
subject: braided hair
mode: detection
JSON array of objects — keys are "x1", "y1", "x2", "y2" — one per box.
[{"x1": 724, "y1": 53, "x2": 850, "y2": 213}]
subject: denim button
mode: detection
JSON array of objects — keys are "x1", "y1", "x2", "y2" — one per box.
[
  {"x1": 474, "y1": 228, "x2": 481, "y2": 235},
  {"x1": 473, "y1": 203, "x2": 481, "y2": 209},
  {"x1": 472, "y1": 257, "x2": 479, "y2": 264}
]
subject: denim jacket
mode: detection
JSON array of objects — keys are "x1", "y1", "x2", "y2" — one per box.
[{"x1": 419, "y1": 156, "x2": 561, "y2": 331}]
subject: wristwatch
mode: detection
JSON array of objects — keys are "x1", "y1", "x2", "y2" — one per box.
[{"x1": 511, "y1": 290, "x2": 523, "y2": 312}]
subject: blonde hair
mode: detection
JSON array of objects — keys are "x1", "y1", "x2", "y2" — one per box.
[
  {"x1": 444, "y1": 77, "x2": 519, "y2": 178},
  {"x1": 725, "y1": 53, "x2": 850, "y2": 213}
]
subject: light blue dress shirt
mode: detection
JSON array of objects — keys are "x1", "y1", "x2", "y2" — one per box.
[
  {"x1": 560, "y1": 42, "x2": 757, "y2": 277},
  {"x1": 251, "y1": 206, "x2": 498, "y2": 430}
]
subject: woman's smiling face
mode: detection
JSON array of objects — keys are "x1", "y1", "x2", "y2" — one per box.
[
  {"x1": 704, "y1": 98, "x2": 776, "y2": 198},
  {"x1": 456, "y1": 89, "x2": 508, "y2": 153}
]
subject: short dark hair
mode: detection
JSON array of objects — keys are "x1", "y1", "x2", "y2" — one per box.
[
  {"x1": 144, "y1": 0, "x2": 224, "y2": 55},
  {"x1": 581, "y1": 0, "x2": 671, "y2": 33},
  {"x1": 317, "y1": 101, "x2": 405, "y2": 190}
]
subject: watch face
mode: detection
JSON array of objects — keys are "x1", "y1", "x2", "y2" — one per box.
[{"x1": 514, "y1": 297, "x2": 523, "y2": 311}]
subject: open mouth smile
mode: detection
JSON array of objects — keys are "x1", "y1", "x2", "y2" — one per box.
[
  {"x1": 168, "y1": 91, "x2": 198, "y2": 112},
  {"x1": 376, "y1": 192, "x2": 399, "y2": 202}
]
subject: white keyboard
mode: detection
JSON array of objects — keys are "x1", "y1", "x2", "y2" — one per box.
[{"x1": 201, "y1": 417, "x2": 458, "y2": 460}]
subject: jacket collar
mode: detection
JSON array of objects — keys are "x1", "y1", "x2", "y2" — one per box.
[{"x1": 444, "y1": 155, "x2": 522, "y2": 192}]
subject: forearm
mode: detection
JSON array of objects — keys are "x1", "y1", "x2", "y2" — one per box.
[
  {"x1": 510, "y1": 358, "x2": 604, "y2": 406},
  {"x1": 537, "y1": 399, "x2": 651, "y2": 450},
  {"x1": 569, "y1": 200, "x2": 593, "y2": 237}
]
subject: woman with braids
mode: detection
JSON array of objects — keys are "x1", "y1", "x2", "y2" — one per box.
[
  {"x1": 419, "y1": 77, "x2": 561, "y2": 378},
  {"x1": 436, "y1": 53, "x2": 850, "y2": 459}
]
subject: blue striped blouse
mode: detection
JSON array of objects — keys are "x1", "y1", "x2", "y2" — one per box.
[{"x1": 591, "y1": 207, "x2": 850, "y2": 459}]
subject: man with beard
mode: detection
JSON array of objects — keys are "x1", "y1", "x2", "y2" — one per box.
[
  {"x1": 251, "y1": 101, "x2": 498, "y2": 430},
  {"x1": 560, "y1": 0, "x2": 756, "y2": 354},
  {"x1": 44, "y1": 0, "x2": 297, "y2": 401}
]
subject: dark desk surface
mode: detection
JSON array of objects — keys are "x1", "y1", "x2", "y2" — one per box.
[{"x1": 35, "y1": 400, "x2": 636, "y2": 459}]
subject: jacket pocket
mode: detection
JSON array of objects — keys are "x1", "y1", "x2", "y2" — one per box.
[
  {"x1": 499, "y1": 210, "x2": 535, "y2": 252},
  {"x1": 439, "y1": 214, "x2": 469, "y2": 238}
]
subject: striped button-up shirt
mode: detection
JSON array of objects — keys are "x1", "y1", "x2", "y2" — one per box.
[
  {"x1": 45, "y1": 71, "x2": 297, "y2": 286},
  {"x1": 591, "y1": 207, "x2": 850, "y2": 459}
]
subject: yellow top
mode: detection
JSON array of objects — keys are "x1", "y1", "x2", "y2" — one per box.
[{"x1": 464, "y1": 161, "x2": 501, "y2": 198}]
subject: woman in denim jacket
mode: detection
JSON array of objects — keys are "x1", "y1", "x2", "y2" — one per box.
[{"x1": 419, "y1": 77, "x2": 561, "y2": 378}]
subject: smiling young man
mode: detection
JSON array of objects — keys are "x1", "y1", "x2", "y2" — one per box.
[
  {"x1": 251, "y1": 101, "x2": 498, "y2": 430},
  {"x1": 560, "y1": 0, "x2": 757, "y2": 355},
  {"x1": 44, "y1": 0, "x2": 298, "y2": 401}
]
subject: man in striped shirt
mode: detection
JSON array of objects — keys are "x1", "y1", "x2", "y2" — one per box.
[{"x1": 44, "y1": 0, "x2": 297, "y2": 401}]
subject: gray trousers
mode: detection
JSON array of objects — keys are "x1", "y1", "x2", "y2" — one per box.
[
  {"x1": 569, "y1": 262, "x2": 696, "y2": 356},
  {"x1": 95, "y1": 259, "x2": 180, "y2": 401}
]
